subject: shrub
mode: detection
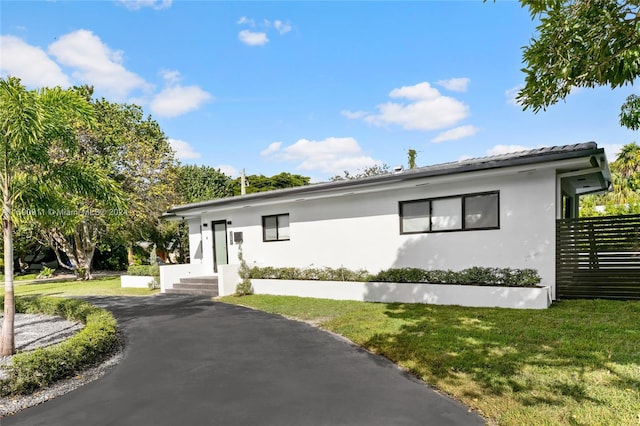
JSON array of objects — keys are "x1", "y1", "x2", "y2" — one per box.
[
  {"x1": 126, "y1": 264, "x2": 160, "y2": 277},
  {"x1": 249, "y1": 265, "x2": 541, "y2": 287},
  {"x1": 0, "y1": 296, "x2": 118, "y2": 396},
  {"x1": 36, "y1": 266, "x2": 55, "y2": 279},
  {"x1": 250, "y1": 266, "x2": 372, "y2": 282},
  {"x1": 235, "y1": 244, "x2": 253, "y2": 296},
  {"x1": 370, "y1": 268, "x2": 429, "y2": 283}
]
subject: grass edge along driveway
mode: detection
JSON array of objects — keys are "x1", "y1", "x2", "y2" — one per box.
[{"x1": 220, "y1": 295, "x2": 640, "y2": 426}]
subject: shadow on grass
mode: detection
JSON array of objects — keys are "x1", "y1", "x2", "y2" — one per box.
[{"x1": 358, "y1": 300, "x2": 640, "y2": 409}]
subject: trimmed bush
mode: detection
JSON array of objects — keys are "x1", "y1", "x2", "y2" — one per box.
[
  {"x1": 126, "y1": 264, "x2": 160, "y2": 277},
  {"x1": 0, "y1": 296, "x2": 118, "y2": 396},
  {"x1": 250, "y1": 266, "x2": 372, "y2": 282},
  {"x1": 249, "y1": 265, "x2": 541, "y2": 287}
]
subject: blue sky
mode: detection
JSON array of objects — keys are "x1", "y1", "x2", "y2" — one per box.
[{"x1": 1, "y1": 1, "x2": 637, "y2": 182}]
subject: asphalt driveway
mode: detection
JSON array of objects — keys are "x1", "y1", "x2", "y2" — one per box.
[{"x1": 5, "y1": 295, "x2": 485, "y2": 426}]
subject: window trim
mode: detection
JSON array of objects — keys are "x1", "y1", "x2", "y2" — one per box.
[
  {"x1": 399, "y1": 191, "x2": 500, "y2": 234},
  {"x1": 262, "y1": 213, "x2": 290, "y2": 242}
]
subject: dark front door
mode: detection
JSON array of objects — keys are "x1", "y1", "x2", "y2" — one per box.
[{"x1": 212, "y1": 220, "x2": 228, "y2": 273}]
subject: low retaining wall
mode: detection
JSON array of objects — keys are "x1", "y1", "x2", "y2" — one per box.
[
  {"x1": 250, "y1": 279, "x2": 552, "y2": 309},
  {"x1": 121, "y1": 275, "x2": 155, "y2": 288}
]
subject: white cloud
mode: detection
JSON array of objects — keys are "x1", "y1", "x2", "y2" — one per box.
[
  {"x1": 160, "y1": 69, "x2": 181, "y2": 85},
  {"x1": 48, "y1": 29, "x2": 150, "y2": 99},
  {"x1": 150, "y1": 85, "x2": 212, "y2": 118},
  {"x1": 261, "y1": 142, "x2": 282, "y2": 156},
  {"x1": 389, "y1": 82, "x2": 441, "y2": 100},
  {"x1": 169, "y1": 138, "x2": 201, "y2": 160},
  {"x1": 238, "y1": 30, "x2": 269, "y2": 46},
  {"x1": 341, "y1": 110, "x2": 367, "y2": 119},
  {"x1": 216, "y1": 165, "x2": 239, "y2": 178},
  {"x1": 274, "y1": 20, "x2": 292, "y2": 34},
  {"x1": 432, "y1": 125, "x2": 479, "y2": 143},
  {"x1": 349, "y1": 82, "x2": 470, "y2": 131},
  {"x1": 262, "y1": 137, "x2": 380, "y2": 175},
  {"x1": 237, "y1": 16, "x2": 255, "y2": 26},
  {"x1": 118, "y1": 0, "x2": 172, "y2": 10},
  {"x1": 0, "y1": 35, "x2": 71, "y2": 87},
  {"x1": 238, "y1": 17, "x2": 291, "y2": 44},
  {"x1": 150, "y1": 70, "x2": 212, "y2": 117},
  {"x1": 437, "y1": 77, "x2": 470, "y2": 92},
  {"x1": 486, "y1": 144, "x2": 531, "y2": 156},
  {"x1": 505, "y1": 85, "x2": 523, "y2": 106}
]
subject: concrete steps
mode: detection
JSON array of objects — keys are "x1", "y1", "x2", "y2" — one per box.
[{"x1": 166, "y1": 276, "x2": 218, "y2": 297}]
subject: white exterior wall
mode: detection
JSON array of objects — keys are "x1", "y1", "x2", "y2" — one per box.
[
  {"x1": 198, "y1": 167, "x2": 558, "y2": 296},
  {"x1": 188, "y1": 219, "x2": 203, "y2": 263}
]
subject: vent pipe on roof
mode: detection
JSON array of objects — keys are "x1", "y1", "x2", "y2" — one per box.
[{"x1": 393, "y1": 165, "x2": 404, "y2": 174}]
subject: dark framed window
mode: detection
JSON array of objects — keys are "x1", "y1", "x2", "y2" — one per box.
[
  {"x1": 400, "y1": 191, "x2": 499, "y2": 234},
  {"x1": 262, "y1": 214, "x2": 290, "y2": 242}
]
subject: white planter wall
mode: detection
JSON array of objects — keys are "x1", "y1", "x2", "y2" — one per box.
[
  {"x1": 251, "y1": 279, "x2": 552, "y2": 309},
  {"x1": 121, "y1": 275, "x2": 156, "y2": 288}
]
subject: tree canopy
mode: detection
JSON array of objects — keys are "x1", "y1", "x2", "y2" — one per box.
[
  {"x1": 580, "y1": 142, "x2": 640, "y2": 216},
  {"x1": 518, "y1": 0, "x2": 640, "y2": 128},
  {"x1": 25, "y1": 89, "x2": 178, "y2": 273},
  {"x1": 331, "y1": 164, "x2": 390, "y2": 181},
  {"x1": 177, "y1": 165, "x2": 234, "y2": 203},
  {"x1": 232, "y1": 172, "x2": 310, "y2": 195}
]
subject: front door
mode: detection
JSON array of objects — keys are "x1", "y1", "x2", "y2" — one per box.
[{"x1": 212, "y1": 220, "x2": 228, "y2": 273}]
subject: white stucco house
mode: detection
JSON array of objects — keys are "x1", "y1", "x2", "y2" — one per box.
[{"x1": 160, "y1": 142, "x2": 611, "y2": 305}]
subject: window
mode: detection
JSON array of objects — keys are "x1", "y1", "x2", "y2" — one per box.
[
  {"x1": 400, "y1": 191, "x2": 499, "y2": 234},
  {"x1": 464, "y1": 193, "x2": 499, "y2": 229},
  {"x1": 262, "y1": 214, "x2": 290, "y2": 241},
  {"x1": 399, "y1": 200, "x2": 430, "y2": 233}
]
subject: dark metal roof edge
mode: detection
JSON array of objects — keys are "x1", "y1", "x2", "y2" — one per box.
[{"x1": 166, "y1": 143, "x2": 604, "y2": 214}]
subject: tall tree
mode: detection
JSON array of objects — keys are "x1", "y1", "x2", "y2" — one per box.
[
  {"x1": 517, "y1": 0, "x2": 640, "y2": 128},
  {"x1": 232, "y1": 172, "x2": 310, "y2": 195},
  {"x1": 580, "y1": 142, "x2": 640, "y2": 216},
  {"x1": 33, "y1": 95, "x2": 177, "y2": 271},
  {"x1": 177, "y1": 165, "x2": 234, "y2": 203},
  {"x1": 0, "y1": 77, "x2": 106, "y2": 355}
]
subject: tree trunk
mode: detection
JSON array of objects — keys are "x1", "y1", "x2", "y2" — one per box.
[
  {"x1": 127, "y1": 242, "x2": 135, "y2": 266},
  {"x1": 1, "y1": 193, "x2": 15, "y2": 356}
]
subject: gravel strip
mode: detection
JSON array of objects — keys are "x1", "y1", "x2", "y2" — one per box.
[{"x1": 0, "y1": 314, "x2": 124, "y2": 417}]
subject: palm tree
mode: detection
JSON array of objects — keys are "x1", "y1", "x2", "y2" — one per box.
[
  {"x1": 613, "y1": 142, "x2": 640, "y2": 185},
  {"x1": 0, "y1": 77, "x2": 97, "y2": 356}
]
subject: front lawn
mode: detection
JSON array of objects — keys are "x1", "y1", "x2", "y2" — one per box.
[
  {"x1": 1, "y1": 276, "x2": 159, "y2": 297},
  {"x1": 221, "y1": 295, "x2": 640, "y2": 426}
]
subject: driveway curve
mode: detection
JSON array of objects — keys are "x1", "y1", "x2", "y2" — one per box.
[{"x1": 5, "y1": 295, "x2": 485, "y2": 426}]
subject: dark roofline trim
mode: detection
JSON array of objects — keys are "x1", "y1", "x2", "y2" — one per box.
[{"x1": 166, "y1": 143, "x2": 605, "y2": 215}]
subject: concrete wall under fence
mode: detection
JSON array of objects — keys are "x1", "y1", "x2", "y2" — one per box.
[{"x1": 250, "y1": 279, "x2": 552, "y2": 309}]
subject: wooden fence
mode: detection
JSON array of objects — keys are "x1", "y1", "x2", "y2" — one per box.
[{"x1": 556, "y1": 214, "x2": 640, "y2": 299}]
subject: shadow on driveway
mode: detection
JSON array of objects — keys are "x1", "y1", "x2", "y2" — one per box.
[{"x1": 5, "y1": 295, "x2": 485, "y2": 426}]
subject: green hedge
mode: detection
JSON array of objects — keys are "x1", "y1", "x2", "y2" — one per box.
[
  {"x1": 249, "y1": 266, "x2": 541, "y2": 287},
  {"x1": 0, "y1": 296, "x2": 118, "y2": 396},
  {"x1": 126, "y1": 264, "x2": 160, "y2": 277},
  {"x1": 250, "y1": 266, "x2": 372, "y2": 282}
]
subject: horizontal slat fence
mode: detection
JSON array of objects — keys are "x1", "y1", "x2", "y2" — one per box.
[{"x1": 557, "y1": 214, "x2": 640, "y2": 299}]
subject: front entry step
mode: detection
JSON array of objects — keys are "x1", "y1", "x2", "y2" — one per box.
[{"x1": 165, "y1": 276, "x2": 219, "y2": 296}]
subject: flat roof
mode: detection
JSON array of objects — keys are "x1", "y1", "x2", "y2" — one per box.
[{"x1": 166, "y1": 142, "x2": 607, "y2": 216}]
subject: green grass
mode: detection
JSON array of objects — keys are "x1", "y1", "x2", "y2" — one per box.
[
  {"x1": 0, "y1": 274, "x2": 39, "y2": 282},
  {"x1": 221, "y1": 295, "x2": 640, "y2": 426},
  {"x1": 1, "y1": 276, "x2": 159, "y2": 297}
]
